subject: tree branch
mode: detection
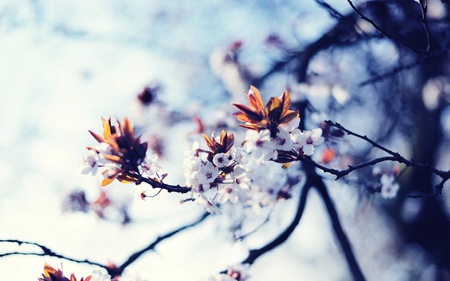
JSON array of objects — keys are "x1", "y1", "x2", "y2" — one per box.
[
  {"x1": 240, "y1": 183, "x2": 311, "y2": 265},
  {"x1": 314, "y1": 178, "x2": 366, "y2": 281},
  {"x1": 346, "y1": 0, "x2": 429, "y2": 56},
  {"x1": 111, "y1": 212, "x2": 209, "y2": 276},
  {"x1": 320, "y1": 120, "x2": 450, "y2": 194},
  {"x1": 1, "y1": 213, "x2": 209, "y2": 277},
  {"x1": 0, "y1": 239, "x2": 108, "y2": 270}
]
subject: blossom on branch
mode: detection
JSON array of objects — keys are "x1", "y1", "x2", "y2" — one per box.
[
  {"x1": 81, "y1": 117, "x2": 162, "y2": 187},
  {"x1": 233, "y1": 85, "x2": 299, "y2": 137},
  {"x1": 234, "y1": 86, "x2": 324, "y2": 163},
  {"x1": 38, "y1": 263, "x2": 93, "y2": 281},
  {"x1": 183, "y1": 130, "x2": 251, "y2": 213}
]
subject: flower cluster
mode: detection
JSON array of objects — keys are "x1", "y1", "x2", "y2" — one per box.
[
  {"x1": 38, "y1": 264, "x2": 148, "y2": 281},
  {"x1": 183, "y1": 130, "x2": 250, "y2": 213},
  {"x1": 234, "y1": 86, "x2": 324, "y2": 163},
  {"x1": 38, "y1": 263, "x2": 94, "y2": 281},
  {"x1": 80, "y1": 117, "x2": 161, "y2": 187}
]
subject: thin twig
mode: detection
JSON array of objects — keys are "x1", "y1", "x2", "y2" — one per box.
[
  {"x1": 346, "y1": 0, "x2": 429, "y2": 56},
  {"x1": 0, "y1": 239, "x2": 108, "y2": 270},
  {"x1": 315, "y1": 0, "x2": 344, "y2": 19},
  {"x1": 417, "y1": 0, "x2": 431, "y2": 52},
  {"x1": 111, "y1": 212, "x2": 209, "y2": 276},
  {"x1": 321, "y1": 120, "x2": 450, "y2": 194},
  {"x1": 240, "y1": 184, "x2": 311, "y2": 265},
  {"x1": 314, "y1": 178, "x2": 366, "y2": 281}
]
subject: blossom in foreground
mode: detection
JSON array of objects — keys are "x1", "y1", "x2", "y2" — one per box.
[
  {"x1": 234, "y1": 86, "x2": 324, "y2": 163},
  {"x1": 183, "y1": 130, "x2": 253, "y2": 213},
  {"x1": 82, "y1": 117, "x2": 162, "y2": 187},
  {"x1": 38, "y1": 263, "x2": 92, "y2": 281},
  {"x1": 233, "y1": 85, "x2": 299, "y2": 136}
]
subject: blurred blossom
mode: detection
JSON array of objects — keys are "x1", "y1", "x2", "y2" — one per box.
[
  {"x1": 91, "y1": 269, "x2": 111, "y2": 281},
  {"x1": 422, "y1": 77, "x2": 449, "y2": 110},
  {"x1": 380, "y1": 174, "x2": 400, "y2": 199}
]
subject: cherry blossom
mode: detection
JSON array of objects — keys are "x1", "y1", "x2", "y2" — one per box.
[{"x1": 380, "y1": 173, "x2": 400, "y2": 199}]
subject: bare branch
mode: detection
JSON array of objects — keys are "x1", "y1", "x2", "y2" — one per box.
[
  {"x1": 240, "y1": 183, "x2": 311, "y2": 265},
  {"x1": 346, "y1": 0, "x2": 429, "y2": 56},
  {"x1": 315, "y1": 177, "x2": 366, "y2": 281},
  {"x1": 0, "y1": 239, "x2": 108, "y2": 270},
  {"x1": 111, "y1": 212, "x2": 209, "y2": 276},
  {"x1": 320, "y1": 120, "x2": 450, "y2": 194}
]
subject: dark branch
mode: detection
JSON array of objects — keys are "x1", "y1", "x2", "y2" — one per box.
[
  {"x1": 111, "y1": 212, "x2": 209, "y2": 276},
  {"x1": 314, "y1": 178, "x2": 366, "y2": 281},
  {"x1": 321, "y1": 120, "x2": 450, "y2": 194},
  {"x1": 301, "y1": 155, "x2": 398, "y2": 179},
  {"x1": 0, "y1": 239, "x2": 108, "y2": 270},
  {"x1": 315, "y1": 0, "x2": 344, "y2": 19},
  {"x1": 240, "y1": 183, "x2": 311, "y2": 265},
  {"x1": 128, "y1": 172, "x2": 192, "y2": 194},
  {"x1": 346, "y1": 0, "x2": 429, "y2": 56}
]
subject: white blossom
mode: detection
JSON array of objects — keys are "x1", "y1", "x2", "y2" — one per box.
[
  {"x1": 141, "y1": 153, "x2": 162, "y2": 177},
  {"x1": 78, "y1": 150, "x2": 99, "y2": 175},
  {"x1": 90, "y1": 269, "x2": 111, "y2": 281},
  {"x1": 196, "y1": 194, "x2": 222, "y2": 214},
  {"x1": 292, "y1": 128, "x2": 324, "y2": 156},
  {"x1": 213, "y1": 153, "x2": 230, "y2": 168},
  {"x1": 217, "y1": 166, "x2": 250, "y2": 204},
  {"x1": 274, "y1": 127, "x2": 294, "y2": 151},
  {"x1": 380, "y1": 174, "x2": 400, "y2": 199},
  {"x1": 231, "y1": 147, "x2": 248, "y2": 164},
  {"x1": 244, "y1": 129, "x2": 277, "y2": 161}
]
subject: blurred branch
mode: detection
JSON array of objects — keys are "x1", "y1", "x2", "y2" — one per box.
[
  {"x1": 302, "y1": 121, "x2": 450, "y2": 195},
  {"x1": 0, "y1": 239, "x2": 108, "y2": 270},
  {"x1": 0, "y1": 213, "x2": 209, "y2": 277},
  {"x1": 315, "y1": 0, "x2": 344, "y2": 19},
  {"x1": 110, "y1": 212, "x2": 209, "y2": 276},
  {"x1": 417, "y1": 0, "x2": 431, "y2": 52},
  {"x1": 358, "y1": 58, "x2": 425, "y2": 86},
  {"x1": 240, "y1": 183, "x2": 311, "y2": 265},
  {"x1": 314, "y1": 176, "x2": 366, "y2": 281},
  {"x1": 346, "y1": 0, "x2": 430, "y2": 56}
]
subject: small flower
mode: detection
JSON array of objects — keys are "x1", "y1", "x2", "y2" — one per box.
[
  {"x1": 141, "y1": 154, "x2": 162, "y2": 177},
  {"x1": 380, "y1": 174, "x2": 400, "y2": 199},
  {"x1": 217, "y1": 170, "x2": 250, "y2": 204},
  {"x1": 78, "y1": 149, "x2": 99, "y2": 175},
  {"x1": 132, "y1": 185, "x2": 148, "y2": 201},
  {"x1": 90, "y1": 269, "x2": 111, "y2": 281},
  {"x1": 292, "y1": 128, "x2": 324, "y2": 156},
  {"x1": 227, "y1": 264, "x2": 250, "y2": 281},
  {"x1": 196, "y1": 194, "x2": 222, "y2": 214},
  {"x1": 200, "y1": 165, "x2": 220, "y2": 185},
  {"x1": 244, "y1": 129, "x2": 277, "y2": 161},
  {"x1": 231, "y1": 147, "x2": 248, "y2": 164},
  {"x1": 273, "y1": 127, "x2": 293, "y2": 151},
  {"x1": 213, "y1": 153, "x2": 230, "y2": 168},
  {"x1": 119, "y1": 272, "x2": 149, "y2": 281}
]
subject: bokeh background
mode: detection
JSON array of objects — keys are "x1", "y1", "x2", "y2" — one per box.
[{"x1": 1, "y1": 0, "x2": 450, "y2": 280}]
